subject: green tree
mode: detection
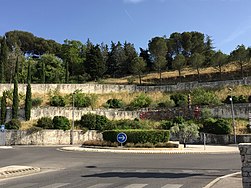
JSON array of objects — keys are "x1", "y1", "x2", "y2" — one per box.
[
  {"x1": 0, "y1": 37, "x2": 8, "y2": 83},
  {"x1": 148, "y1": 37, "x2": 168, "y2": 84},
  {"x1": 230, "y1": 44, "x2": 249, "y2": 78},
  {"x1": 1, "y1": 91, "x2": 7, "y2": 124},
  {"x1": 12, "y1": 76, "x2": 19, "y2": 119},
  {"x1": 172, "y1": 54, "x2": 186, "y2": 82},
  {"x1": 190, "y1": 53, "x2": 205, "y2": 81},
  {"x1": 170, "y1": 122, "x2": 199, "y2": 148},
  {"x1": 25, "y1": 63, "x2": 32, "y2": 120},
  {"x1": 212, "y1": 51, "x2": 227, "y2": 80},
  {"x1": 85, "y1": 45, "x2": 106, "y2": 81},
  {"x1": 36, "y1": 54, "x2": 65, "y2": 83},
  {"x1": 129, "y1": 57, "x2": 146, "y2": 85},
  {"x1": 124, "y1": 42, "x2": 138, "y2": 74}
]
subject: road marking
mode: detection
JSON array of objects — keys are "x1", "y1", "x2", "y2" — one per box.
[
  {"x1": 135, "y1": 170, "x2": 148, "y2": 173},
  {"x1": 124, "y1": 184, "x2": 148, "y2": 188},
  {"x1": 87, "y1": 183, "x2": 113, "y2": 188},
  {"x1": 40, "y1": 183, "x2": 70, "y2": 188},
  {"x1": 7, "y1": 183, "x2": 37, "y2": 188},
  {"x1": 161, "y1": 184, "x2": 183, "y2": 188}
]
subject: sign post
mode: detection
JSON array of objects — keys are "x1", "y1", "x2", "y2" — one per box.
[
  {"x1": 0, "y1": 125, "x2": 5, "y2": 146},
  {"x1": 117, "y1": 132, "x2": 127, "y2": 147}
]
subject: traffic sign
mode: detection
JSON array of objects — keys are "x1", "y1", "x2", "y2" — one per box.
[
  {"x1": 0, "y1": 125, "x2": 5, "y2": 132},
  {"x1": 117, "y1": 132, "x2": 127, "y2": 144}
]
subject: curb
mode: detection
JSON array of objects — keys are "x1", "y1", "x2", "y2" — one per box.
[
  {"x1": 60, "y1": 146, "x2": 239, "y2": 154},
  {"x1": 203, "y1": 172, "x2": 241, "y2": 188},
  {"x1": 0, "y1": 166, "x2": 40, "y2": 179}
]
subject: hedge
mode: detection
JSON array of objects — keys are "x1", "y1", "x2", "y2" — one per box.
[{"x1": 102, "y1": 130, "x2": 170, "y2": 144}]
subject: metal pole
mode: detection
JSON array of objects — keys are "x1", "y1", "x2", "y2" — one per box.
[
  {"x1": 203, "y1": 133, "x2": 206, "y2": 150},
  {"x1": 70, "y1": 93, "x2": 74, "y2": 145},
  {"x1": 230, "y1": 96, "x2": 236, "y2": 144}
]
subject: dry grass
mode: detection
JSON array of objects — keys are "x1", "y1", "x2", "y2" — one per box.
[
  {"x1": 215, "y1": 85, "x2": 251, "y2": 101},
  {"x1": 20, "y1": 120, "x2": 37, "y2": 130}
]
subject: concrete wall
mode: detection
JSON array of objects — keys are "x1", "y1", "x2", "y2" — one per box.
[
  {"x1": 238, "y1": 143, "x2": 251, "y2": 188},
  {"x1": 0, "y1": 76, "x2": 250, "y2": 94},
  {"x1": 4, "y1": 130, "x2": 102, "y2": 145}
]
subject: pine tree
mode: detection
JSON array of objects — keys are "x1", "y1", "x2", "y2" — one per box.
[
  {"x1": 12, "y1": 76, "x2": 19, "y2": 119},
  {"x1": 25, "y1": 63, "x2": 32, "y2": 120},
  {"x1": 1, "y1": 91, "x2": 7, "y2": 124}
]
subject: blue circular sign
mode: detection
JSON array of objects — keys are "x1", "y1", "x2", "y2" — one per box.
[
  {"x1": 0, "y1": 125, "x2": 5, "y2": 132},
  {"x1": 117, "y1": 132, "x2": 127, "y2": 144}
]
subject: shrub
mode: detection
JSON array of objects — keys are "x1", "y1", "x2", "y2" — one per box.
[
  {"x1": 53, "y1": 116, "x2": 70, "y2": 131},
  {"x1": 74, "y1": 93, "x2": 92, "y2": 107},
  {"x1": 160, "y1": 120, "x2": 173, "y2": 130},
  {"x1": 130, "y1": 93, "x2": 152, "y2": 109},
  {"x1": 170, "y1": 93, "x2": 187, "y2": 107},
  {"x1": 225, "y1": 95, "x2": 247, "y2": 104},
  {"x1": 106, "y1": 98, "x2": 124, "y2": 108},
  {"x1": 202, "y1": 118, "x2": 232, "y2": 134},
  {"x1": 172, "y1": 116, "x2": 185, "y2": 124},
  {"x1": 114, "y1": 119, "x2": 142, "y2": 130},
  {"x1": 36, "y1": 117, "x2": 53, "y2": 129},
  {"x1": 5, "y1": 119, "x2": 21, "y2": 130},
  {"x1": 80, "y1": 113, "x2": 110, "y2": 131},
  {"x1": 31, "y1": 97, "x2": 43, "y2": 107},
  {"x1": 103, "y1": 130, "x2": 170, "y2": 144},
  {"x1": 191, "y1": 88, "x2": 221, "y2": 106},
  {"x1": 50, "y1": 95, "x2": 65, "y2": 107}
]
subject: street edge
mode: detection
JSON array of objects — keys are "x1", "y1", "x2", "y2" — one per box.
[
  {"x1": 0, "y1": 166, "x2": 41, "y2": 179},
  {"x1": 203, "y1": 171, "x2": 241, "y2": 188}
]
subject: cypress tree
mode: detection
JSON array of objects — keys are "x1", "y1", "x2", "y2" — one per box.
[
  {"x1": 65, "y1": 61, "x2": 69, "y2": 83},
  {"x1": 1, "y1": 91, "x2": 7, "y2": 124},
  {"x1": 41, "y1": 61, "x2": 45, "y2": 83},
  {"x1": 25, "y1": 63, "x2": 32, "y2": 120},
  {"x1": 12, "y1": 76, "x2": 19, "y2": 119},
  {"x1": 0, "y1": 37, "x2": 8, "y2": 83}
]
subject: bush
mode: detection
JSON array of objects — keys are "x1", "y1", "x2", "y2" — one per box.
[
  {"x1": 105, "y1": 98, "x2": 124, "y2": 108},
  {"x1": 202, "y1": 118, "x2": 232, "y2": 134},
  {"x1": 160, "y1": 120, "x2": 173, "y2": 130},
  {"x1": 31, "y1": 97, "x2": 43, "y2": 107},
  {"x1": 172, "y1": 116, "x2": 185, "y2": 124},
  {"x1": 225, "y1": 95, "x2": 247, "y2": 104},
  {"x1": 130, "y1": 93, "x2": 152, "y2": 109},
  {"x1": 36, "y1": 117, "x2": 53, "y2": 129},
  {"x1": 80, "y1": 113, "x2": 110, "y2": 131},
  {"x1": 53, "y1": 116, "x2": 70, "y2": 131},
  {"x1": 5, "y1": 119, "x2": 21, "y2": 130},
  {"x1": 50, "y1": 95, "x2": 66, "y2": 107},
  {"x1": 113, "y1": 119, "x2": 142, "y2": 130},
  {"x1": 170, "y1": 93, "x2": 187, "y2": 107},
  {"x1": 191, "y1": 88, "x2": 221, "y2": 106},
  {"x1": 103, "y1": 130, "x2": 170, "y2": 144},
  {"x1": 74, "y1": 93, "x2": 92, "y2": 107}
]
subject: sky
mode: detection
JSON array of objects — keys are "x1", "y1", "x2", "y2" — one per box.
[{"x1": 1, "y1": 0, "x2": 251, "y2": 54}]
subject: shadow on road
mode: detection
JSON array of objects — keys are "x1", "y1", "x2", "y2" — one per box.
[{"x1": 82, "y1": 172, "x2": 203, "y2": 179}]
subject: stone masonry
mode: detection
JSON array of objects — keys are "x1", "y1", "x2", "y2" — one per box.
[{"x1": 238, "y1": 143, "x2": 251, "y2": 188}]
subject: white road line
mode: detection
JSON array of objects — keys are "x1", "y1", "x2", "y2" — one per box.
[
  {"x1": 87, "y1": 183, "x2": 113, "y2": 188},
  {"x1": 161, "y1": 184, "x2": 183, "y2": 188},
  {"x1": 124, "y1": 184, "x2": 148, "y2": 188},
  {"x1": 40, "y1": 183, "x2": 70, "y2": 188},
  {"x1": 6, "y1": 183, "x2": 37, "y2": 188}
]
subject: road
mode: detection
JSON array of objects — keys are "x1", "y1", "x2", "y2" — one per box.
[{"x1": 0, "y1": 146, "x2": 241, "y2": 188}]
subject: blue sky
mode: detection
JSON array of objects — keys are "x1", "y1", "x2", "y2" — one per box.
[{"x1": 1, "y1": 0, "x2": 251, "y2": 54}]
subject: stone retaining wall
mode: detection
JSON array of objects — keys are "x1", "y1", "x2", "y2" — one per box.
[
  {"x1": 4, "y1": 130, "x2": 102, "y2": 145},
  {"x1": 238, "y1": 143, "x2": 251, "y2": 188},
  {"x1": 0, "y1": 77, "x2": 250, "y2": 94}
]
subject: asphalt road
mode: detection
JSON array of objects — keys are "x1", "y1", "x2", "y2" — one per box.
[{"x1": 0, "y1": 146, "x2": 241, "y2": 188}]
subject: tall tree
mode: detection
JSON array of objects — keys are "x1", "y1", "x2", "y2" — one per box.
[
  {"x1": 36, "y1": 54, "x2": 65, "y2": 83},
  {"x1": 129, "y1": 57, "x2": 146, "y2": 85},
  {"x1": 25, "y1": 64, "x2": 32, "y2": 121},
  {"x1": 139, "y1": 48, "x2": 152, "y2": 72},
  {"x1": 1, "y1": 91, "x2": 7, "y2": 124},
  {"x1": 124, "y1": 42, "x2": 138, "y2": 74},
  {"x1": 85, "y1": 45, "x2": 106, "y2": 81},
  {"x1": 212, "y1": 51, "x2": 228, "y2": 80},
  {"x1": 148, "y1": 37, "x2": 168, "y2": 84},
  {"x1": 172, "y1": 54, "x2": 186, "y2": 82},
  {"x1": 230, "y1": 44, "x2": 250, "y2": 78},
  {"x1": 12, "y1": 76, "x2": 19, "y2": 119},
  {"x1": 0, "y1": 37, "x2": 8, "y2": 83},
  {"x1": 190, "y1": 53, "x2": 205, "y2": 81},
  {"x1": 107, "y1": 41, "x2": 127, "y2": 77}
]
